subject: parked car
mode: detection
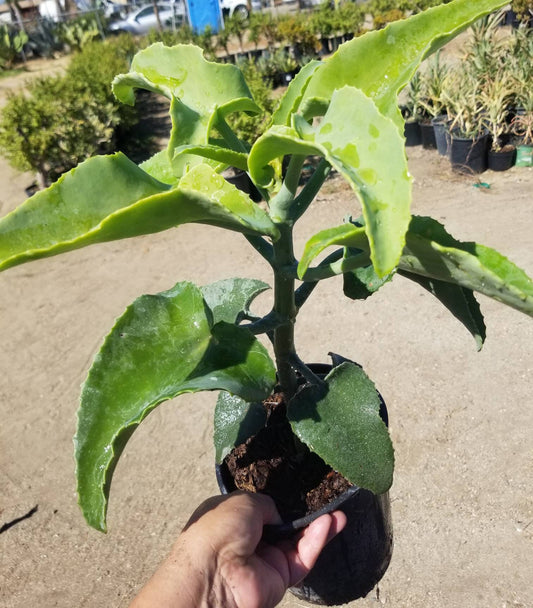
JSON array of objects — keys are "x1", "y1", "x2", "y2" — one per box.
[
  {"x1": 219, "y1": 0, "x2": 261, "y2": 20},
  {"x1": 109, "y1": 1, "x2": 186, "y2": 35}
]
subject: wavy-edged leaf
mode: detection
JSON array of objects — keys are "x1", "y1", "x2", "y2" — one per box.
[
  {"x1": 311, "y1": 87, "x2": 411, "y2": 275},
  {"x1": 0, "y1": 153, "x2": 167, "y2": 272},
  {"x1": 214, "y1": 392, "x2": 267, "y2": 464},
  {"x1": 271, "y1": 60, "x2": 322, "y2": 127},
  {"x1": 76, "y1": 280, "x2": 276, "y2": 531},
  {"x1": 398, "y1": 271, "x2": 486, "y2": 350},
  {"x1": 401, "y1": 216, "x2": 533, "y2": 316},
  {"x1": 301, "y1": 0, "x2": 508, "y2": 128},
  {"x1": 177, "y1": 164, "x2": 278, "y2": 238},
  {"x1": 201, "y1": 278, "x2": 269, "y2": 325},
  {"x1": 112, "y1": 44, "x2": 260, "y2": 177},
  {"x1": 250, "y1": 87, "x2": 410, "y2": 275},
  {"x1": 0, "y1": 157, "x2": 280, "y2": 272},
  {"x1": 249, "y1": 125, "x2": 320, "y2": 188},
  {"x1": 298, "y1": 222, "x2": 368, "y2": 279},
  {"x1": 298, "y1": 216, "x2": 533, "y2": 318},
  {"x1": 173, "y1": 144, "x2": 249, "y2": 172},
  {"x1": 288, "y1": 362, "x2": 394, "y2": 495},
  {"x1": 139, "y1": 150, "x2": 178, "y2": 185}
]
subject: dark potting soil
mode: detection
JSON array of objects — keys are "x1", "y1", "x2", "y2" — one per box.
[{"x1": 224, "y1": 390, "x2": 352, "y2": 521}]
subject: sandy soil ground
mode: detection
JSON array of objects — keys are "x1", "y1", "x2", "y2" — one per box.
[{"x1": 1, "y1": 60, "x2": 532, "y2": 607}]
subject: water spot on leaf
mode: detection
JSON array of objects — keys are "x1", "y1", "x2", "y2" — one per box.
[
  {"x1": 341, "y1": 143, "x2": 360, "y2": 168},
  {"x1": 369, "y1": 124, "x2": 380, "y2": 139},
  {"x1": 359, "y1": 168, "x2": 377, "y2": 186}
]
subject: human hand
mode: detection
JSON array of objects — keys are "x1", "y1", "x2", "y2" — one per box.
[{"x1": 129, "y1": 491, "x2": 346, "y2": 608}]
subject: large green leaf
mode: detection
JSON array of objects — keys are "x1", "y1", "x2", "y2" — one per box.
[
  {"x1": 398, "y1": 271, "x2": 486, "y2": 350},
  {"x1": 75, "y1": 280, "x2": 276, "y2": 531},
  {"x1": 214, "y1": 392, "x2": 267, "y2": 464},
  {"x1": 250, "y1": 87, "x2": 410, "y2": 275},
  {"x1": 301, "y1": 0, "x2": 508, "y2": 128},
  {"x1": 298, "y1": 217, "x2": 533, "y2": 318},
  {"x1": 288, "y1": 362, "x2": 394, "y2": 495},
  {"x1": 270, "y1": 60, "x2": 322, "y2": 127},
  {"x1": 0, "y1": 155, "x2": 279, "y2": 272},
  {"x1": 113, "y1": 44, "x2": 260, "y2": 176}
]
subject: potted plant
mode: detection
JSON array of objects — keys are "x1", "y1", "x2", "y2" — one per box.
[
  {"x1": 509, "y1": 26, "x2": 533, "y2": 166},
  {"x1": 510, "y1": 0, "x2": 533, "y2": 26},
  {"x1": 442, "y1": 68, "x2": 489, "y2": 173},
  {"x1": 511, "y1": 100, "x2": 533, "y2": 167},
  {"x1": 478, "y1": 68, "x2": 516, "y2": 171},
  {"x1": 418, "y1": 51, "x2": 451, "y2": 153},
  {"x1": 401, "y1": 71, "x2": 423, "y2": 146},
  {"x1": 1, "y1": 0, "x2": 530, "y2": 604}
]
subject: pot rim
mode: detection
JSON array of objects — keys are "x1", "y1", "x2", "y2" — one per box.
[
  {"x1": 215, "y1": 462, "x2": 361, "y2": 542},
  {"x1": 215, "y1": 357, "x2": 387, "y2": 542}
]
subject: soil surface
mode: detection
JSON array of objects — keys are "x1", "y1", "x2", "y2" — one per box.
[
  {"x1": 1, "y1": 53, "x2": 533, "y2": 608},
  {"x1": 224, "y1": 389, "x2": 352, "y2": 520}
]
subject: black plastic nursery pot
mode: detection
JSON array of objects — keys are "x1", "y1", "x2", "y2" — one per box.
[
  {"x1": 420, "y1": 121, "x2": 437, "y2": 149},
  {"x1": 404, "y1": 120, "x2": 422, "y2": 146},
  {"x1": 450, "y1": 131, "x2": 489, "y2": 174},
  {"x1": 216, "y1": 362, "x2": 393, "y2": 606},
  {"x1": 488, "y1": 146, "x2": 516, "y2": 172},
  {"x1": 431, "y1": 115, "x2": 450, "y2": 157}
]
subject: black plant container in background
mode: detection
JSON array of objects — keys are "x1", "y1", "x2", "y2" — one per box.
[
  {"x1": 432, "y1": 115, "x2": 450, "y2": 156},
  {"x1": 404, "y1": 120, "x2": 422, "y2": 146},
  {"x1": 420, "y1": 121, "x2": 437, "y2": 149},
  {"x1": 488, "y1": 146, "x2": 516, "y2": 172},
  {"x1": 450, "y1": 131, "x2": 489, "y2": 174},
  {"x1": 216, "y1": 362, "x2": 393, "y2": 605}
]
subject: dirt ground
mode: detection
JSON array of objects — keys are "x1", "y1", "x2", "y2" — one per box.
[{"x1": 1, "y1": 57, "x2": 533, "y2": 607}]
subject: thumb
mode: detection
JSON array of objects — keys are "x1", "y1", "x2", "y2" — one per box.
[{"x1": 288, "y1": 511, "x2": 347, "y2": 586}]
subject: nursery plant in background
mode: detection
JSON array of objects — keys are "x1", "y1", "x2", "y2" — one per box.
[
  {"x1": 1, "y1": 0, "x2": 532, "y2": 604},
  {"x1": 417, "y1": 51, "x2": 450, "y2": 152}
]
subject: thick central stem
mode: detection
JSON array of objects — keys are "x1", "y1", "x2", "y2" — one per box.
[{"x1": 272, "y1": 224, "x2": 298, "y2": 398}]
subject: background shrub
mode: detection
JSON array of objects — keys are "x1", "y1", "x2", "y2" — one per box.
[{"x1": 0, "y1": 37, "x2": 137, "y2": 187}]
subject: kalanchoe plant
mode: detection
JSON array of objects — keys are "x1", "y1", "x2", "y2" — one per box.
[{"x1": 1, "y1": 0, "x2": 531, "y2": 535}]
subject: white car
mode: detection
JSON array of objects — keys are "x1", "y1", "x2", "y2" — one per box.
[
  {"x1": 110, "y1": 2, "x2": 186, "y2": 35},
  {"x1": 220, "y1": 0, "x2": 261, "y2": 20}
]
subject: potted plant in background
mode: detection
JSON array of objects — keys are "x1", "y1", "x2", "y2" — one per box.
[
  {"x1": 479, "y1": 69, "x2": 516, "y2": 171},
  {"x1": 509, "y1": 25, "x2": 533, "y2": 167},
  {"x1": 511, "y1": 95, "x2": 533, "y2": 167},
  {"x1": 510, "y1": 0, "x2": 533, "y2": 26},
  {"x1": 442, "y1": 68, "x2": 489, "y2": 173},
  {"x1": 1, "y1": 0, "x2": 530, "y2": 605},
  {"x1": 417, "y1": 51, "x2": 451, "y2": 153},
  {"x1": 401, "y1": 71, "x2": 423, "y2": 146}
]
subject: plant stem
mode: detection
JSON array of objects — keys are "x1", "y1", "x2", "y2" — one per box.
[
  {"x1": 269, "y1": 155, "x2": 305, "y2": 223},
  {"x1": 291, "y1": 159, "x2": 331, "y2": 222},
  {"x1": 272, "y1": 222, "x2": 299, "y2": 398},
  {"x1": 245, "y1": 235, "x2": 275, "y2": 264}
]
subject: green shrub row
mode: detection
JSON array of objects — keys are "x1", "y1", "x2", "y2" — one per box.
[{"x1": 0, "y1": 35, "x2": 137, "y2": 187}]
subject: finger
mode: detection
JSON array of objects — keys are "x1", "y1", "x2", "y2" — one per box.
[
  {"x1": 245, "y1": 492, "x2": 284, "y2": 527},
  {"x1": 286, "y1": 513, "x2": 335, "y2": 585},
  {"x1": 326, "y1": 510, "x2": 347, "y2": 543}
]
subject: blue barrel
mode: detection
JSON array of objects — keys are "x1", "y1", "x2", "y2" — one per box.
[{"x1": 186, "y1": 0, "x2": 223, "y2": 33}]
